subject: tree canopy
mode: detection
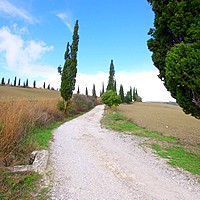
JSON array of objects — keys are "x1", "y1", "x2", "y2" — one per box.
[{"x1": 147, "y1": 0, "x2": 200, "y2": 118}]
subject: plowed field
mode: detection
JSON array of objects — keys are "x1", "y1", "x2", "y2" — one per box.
[{"x1": 119, "y1": 103, "x2": 200, "y2": 146}]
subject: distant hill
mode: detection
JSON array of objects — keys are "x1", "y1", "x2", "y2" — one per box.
[{"x1": 0, "y1": 85, "x2": 60, "y2": 100}]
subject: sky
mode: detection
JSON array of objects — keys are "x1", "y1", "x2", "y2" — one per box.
[{"x1": 0, "y1": 0, "x2": 175, "y2": 102}]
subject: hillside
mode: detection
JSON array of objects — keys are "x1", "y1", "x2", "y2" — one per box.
[{"x1": 0, "y1": 85, "x2": 61, "y2": 100}]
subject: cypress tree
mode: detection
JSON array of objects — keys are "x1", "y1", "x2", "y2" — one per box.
[
  {"x1": 106, "y1": 59, "x2": 115, "y2": 91},
  {"x1": 33, "y1": 80, "x2": 36, "y2": 88},
  {"x1": 92, "y1": 84, "x2": 97, "y2": 98},
  {"x1": 14, "y1": 76, "x2": 17, "y2": 86},
  {"x1": 114, "y1": 80, "x2": 117, "y2": 93},
  {"x1": 43, "y1": 82, "x2": 45, "y2": 89},
  {"x1": 1, "y1": 77, "x2": 5, "y2": 85},
  {"x1": 26, "y1": 79, "x2": 28, "y2": 87},
  {"x1": 60, "y1": 20, "x2": 79, "y2": 112},
  {"x1": 119, "y1": 84, "x2": 125, "y2": 103},
  {"x1": 18, "y1": 79, "x2": 21, "y2": 86},
  {"x1": 47, "y1": 84, "x2": 50, "y2": 90},
  {"x1": 147, "y1": 0, "x2": 200, "y2": 118},
  {"x1": 77, "y1": 86, "x2": 80, "y2": 94},
  {"x1": 7, "y1": 78, "x2": 10, "y2": 85},
  {"x1": 85, "y1": 87, "x2": 88, "y2": 96},
  {"x1": 130, "y1": 86, "x2": 132, "y2": 102},
  {"x1": 101, "y1": 82, "x2": 105, "y2": 96}
]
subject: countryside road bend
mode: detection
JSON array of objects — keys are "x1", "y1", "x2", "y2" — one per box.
[{"x1": 49, "y1": 105, "x2": 200, "y2": 200}]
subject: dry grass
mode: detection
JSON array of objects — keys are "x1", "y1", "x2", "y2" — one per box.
[
  {"x1": 0, "y1": 86, "x2": 65, "y2": 166},
  {"x1": 118, "y1": 103, "x2": 200, "y2": 146}
]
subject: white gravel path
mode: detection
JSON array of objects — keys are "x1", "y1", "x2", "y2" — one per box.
[{"x1": 49, "y1": 105, "x2": 200, "y2": 200}]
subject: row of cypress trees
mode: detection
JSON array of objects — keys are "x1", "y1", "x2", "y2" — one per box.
[{"x1": 1, "y1": 76, "x2": 52, "y2": 90}]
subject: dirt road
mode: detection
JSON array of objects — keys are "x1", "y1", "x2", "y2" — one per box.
[{"x1": 49, "y1": 105, "x2": 200, "y2": 200}]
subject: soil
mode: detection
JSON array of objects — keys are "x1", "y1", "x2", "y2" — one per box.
[
  {"x1": 48, "y1": 105, "x2": 200, "y2": 200},
  {"x1": 119, "y1": 103, "x2": 200, "y2": 146}
]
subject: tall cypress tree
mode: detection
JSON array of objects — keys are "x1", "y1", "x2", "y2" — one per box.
[
  {"x1": 92, "y1": 84, "x2": 97, "y2": 98},
  {"x1": 77, "y1": 86, "x2": 80, "y2": 94},
  {"x1": 101, "y1": 82, "x2": 105, "y2": 96},
  {"x1": 26, "y1": 79, "x2": 28, "y2": 87},
  {"x1": 119, "y1": 84, "x2": 125, "y2": 103},
  {"x1": 85, "y1": 87, "x2": 88, "y2": 96},
  {"x1": 33, "y1": 80, "x2": 36, "y2": 88},
  {"x1": 130, "y1": 86, "x2": 132, "y2": 102},
  {"x1": 106, "y1": 59, "x2": 115, "y2": 91},
  {"x1": 7, "y1": 78, "x2": 10, "y2": 85},
  {"x1": 18, "y1": 78, "x2": 21, "y2": 86},
  {"x1": 60, "y1": 20, "x2": 79, "y2": 112},
  {"x1": 1, "y1": 77, "x2": 5, "y2": 85},
  {"x1": 14, "y1": 76, "x2": 17, "y2": 86}
]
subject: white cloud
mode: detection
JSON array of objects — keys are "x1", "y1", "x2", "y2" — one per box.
[
  {"x1": 0, "y1": 26, "x2": 54, "y2": 78},
  {"x1": 56, "y1": 13, "x2": 73, "y2": 32},
  {"x1": 73, "y1": 71, "x2": 175, "y2": 102},
  {"x1": 0, "y1": 0, "x2": 36, "y2": 23}
]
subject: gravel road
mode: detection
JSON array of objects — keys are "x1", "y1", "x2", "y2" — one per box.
[{"x1": 49, "y1": 105, "x2": 200, "y2": 200}]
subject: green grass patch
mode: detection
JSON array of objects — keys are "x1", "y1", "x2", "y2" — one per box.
[
  {"x1": 152, "y1": 144, "x2": 200, "y2": 175},
  {"x1": 101, "y1": 111, "x2": 141, "y2": 132},
  {"x1": 0, "y1": 171, "x2": 41, "y2": 200}
]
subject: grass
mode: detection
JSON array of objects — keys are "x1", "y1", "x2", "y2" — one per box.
[
  {"x1": 0, "y1": 121, "x2": 63, "y2": 199},
  {"x1": 152, "y1": 144, "x2": 200, "y2": 175},
  {"x1": 101, "y1": 107, "x2": 200, "y2": 175},
  {"x1": 0, "y1": 171, "x2": 41, "y2": 200}
]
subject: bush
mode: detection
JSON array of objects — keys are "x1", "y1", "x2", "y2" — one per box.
[{"x1": 101, "y1": 90, "x2": 122, "y2": 107}]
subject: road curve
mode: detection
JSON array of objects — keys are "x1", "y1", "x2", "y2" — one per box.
[{"x1": 49, "y1": 105, "x2": 200, "y2": 200}]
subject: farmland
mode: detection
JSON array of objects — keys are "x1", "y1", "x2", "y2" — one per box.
[
  {"x1": 118, "y1": 103, "x2": 200, "y2": 146},
  {"x1": 0, "y1": 85, "x2": 60, "y2": 100}
]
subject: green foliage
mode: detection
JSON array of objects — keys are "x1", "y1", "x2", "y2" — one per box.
[
  {"x1": 147, "y1": 0, "x2": 200, "y2": 118},
  {"x1": 124, "y1": 92, "x2": 132, "y2": 104},
  {"x1": 119, "y1": 84, "x2": 125, "y2": 102},
  {"x1": 106, "y1": 60, "x2": 116, "y2": 91},
  {"x1": 152, "y1": 144, "x2": 200, "y2": 175},
  {"x1": 165, "y1": 42, "x2": 200, "y2": 117},
  {"x1": 101, "y1": 90, "x2": 121, "y2": 107},
  {"x1": 60, "y1": 20, "x2": 79, "y2": 111}
]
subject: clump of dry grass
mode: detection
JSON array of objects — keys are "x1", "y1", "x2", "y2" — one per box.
[{"x1": 0, "y1": 99, "x2": 65, "y2": 166}]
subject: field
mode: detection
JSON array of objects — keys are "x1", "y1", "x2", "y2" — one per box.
[
  {"x1": 0, "y1": 85, "x2": 60, "y2": 100},
  {"x1": 118, "y1": 103, "x2": 200, "y2": 146}
]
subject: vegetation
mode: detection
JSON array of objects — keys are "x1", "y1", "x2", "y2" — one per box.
[
  {"x1": 147, "y1": 0, "x2": 200, "y2": 118},
  {"x1": 101, "y1": 90, "x2": 121, "y2": 107},
  {"x1": 60, "y1": 20, "x2": 79, "y2": 113},
  {"x1": 92, "y1": 84, "x2": 97, "y2": 98},
  {"x1": 119, "y1": 84, "x2": 125, "y2": 103},
  {"x1": 101, "y1": 107, "x2": 200, "y2": 175},
  {"x1": 106, "y1": 59, "x2": 116, "y2": 91}
]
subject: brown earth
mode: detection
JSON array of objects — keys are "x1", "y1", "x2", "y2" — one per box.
[{"x1": 118, "y1": 102, "x2": 200, "y2": 146}]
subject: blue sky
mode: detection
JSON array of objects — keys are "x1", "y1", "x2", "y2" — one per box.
[{"x1": 0, "y1": 0, "x2": 175, "y2": 101}]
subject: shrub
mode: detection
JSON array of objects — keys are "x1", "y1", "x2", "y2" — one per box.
[{"x1": 101, "y1": 90, "x2": 122, "y2": 107}]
